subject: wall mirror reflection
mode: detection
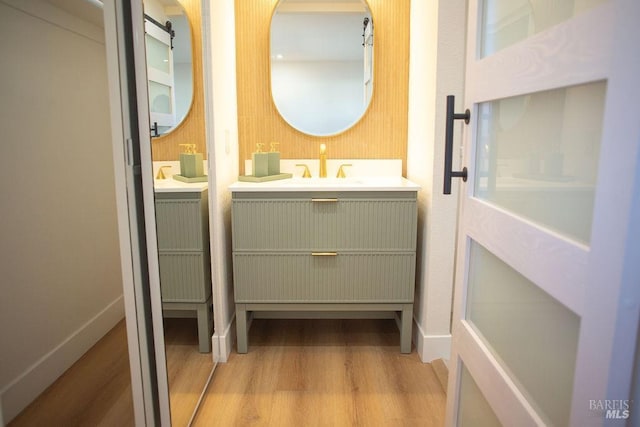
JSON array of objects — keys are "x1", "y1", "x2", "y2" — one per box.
[
  {"x1": 143, "y1": 0, "x2": 214, "y2": 424},
  {"x1": 145, "y1": 0, "x2": 193, "y2": 137},
  {"x1": 270, "y1": 0, "x2": 373, "y2": 136}
]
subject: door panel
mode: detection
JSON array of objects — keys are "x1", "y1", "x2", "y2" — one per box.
[
  {"x1": 446, "y1": 0, "x2": 640, "y2": 425},
  {"x1": 467, "y1": 241, "x2": 580, "y2": 426},
  {"x1": 469, "y1": 3, "x2": 614, "y2": 103},
  {"x1": 474, "y1": 81, "x2": 606, "y2": 244},
  {"x1": 480, "y1": 0, "x2": 608, "y2": 58},
  {"x1": 458, "y1": 364, "x2": 501, "y2": 427}
]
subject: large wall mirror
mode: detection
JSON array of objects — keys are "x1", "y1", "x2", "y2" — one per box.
[
  {"x1": 145, "y1": 0, "x2": 193, "y2": 137},
  {"x1": 143, "y1": 0, "x2": 213, "y2": 424},
  {"x1": 270, "y1": 0, "x2": 374, "y2": 137}
]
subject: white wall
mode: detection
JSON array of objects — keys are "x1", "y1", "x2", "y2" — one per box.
[
  {"x1": 0, "y1": 1, "x2": 124, "y2": 421},
  {"x1": 407, "y1": 0, "x2": 466, "y2": 362},
  {"x1": 204, "y1": 0, "x2": 240, "y2": 362},
  {"x1": 272, "y1": 60, "x2": 363, "y2": 135}
]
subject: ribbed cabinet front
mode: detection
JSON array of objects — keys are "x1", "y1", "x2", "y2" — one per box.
[
  {"x1": 231, "y1": 190, "x2": 418, "y2": 353},
  {"x1": 232, "y1": 197, "x2": 417, "y2": 252},
  {"x1": 155, "y1": 191, "x2": 211, "y2": 302}
]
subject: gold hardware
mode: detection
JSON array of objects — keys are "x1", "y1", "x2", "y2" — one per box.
[
  {"x1": 336, "y1": 164, "x2": 352, "y2": 178},
  {"x1": 270, "y1": 142, "x2": 279, "y2": 152},
  {"x1": 255, "y1": 143, "x2": 265, "y2": 153},
  {"x1": 295, "y1": 164, "x2": 312, "y2": 178},
  {"x1": 311, "y1": 198, "x2": 338, "y2": 202},
  {"x1": 319, "y1": 143, "x2": 327, "y2": 178},
  {"x1": 156, "y1": 165, "x2": 172, "y2": 179},
  {"x1": 311, "y1": 252, "x2": 338, "y2": 256}
]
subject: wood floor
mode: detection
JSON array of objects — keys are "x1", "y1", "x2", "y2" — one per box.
[
  {"x1": 9, "y1": 318, "x2": 446, "y2": 427},
  {"x1": 193, "y1": 318, "x2": 446, "y2": 426},
  {"x1": 8, "y1": 319, "x2": 135, "y2": 427},
  {"x1": 8, "y1": 318, "x2": 214, "y2": 427}
]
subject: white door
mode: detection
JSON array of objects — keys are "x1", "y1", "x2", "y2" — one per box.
[{"x1": 445, "y1": 0, "x2": 640, "y2": 425}]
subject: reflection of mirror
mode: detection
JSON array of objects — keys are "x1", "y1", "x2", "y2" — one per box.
[
  {"x1": 144, "y1": 0, "x2": 193, "y2": 137},
  {"x1": 270, "y1": 0, "x2": 373, "y2": 136}
]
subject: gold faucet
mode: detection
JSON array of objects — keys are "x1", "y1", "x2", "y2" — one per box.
[
  {"x1": 295, "y1": 164, "x2": 312, "y2": 178},
  {"x1": 319, "y1": 143, "x2": 327, "y2": 178},
  {"x1": 336, "y1": 164, "x2": 352, "y2": 178},
  {"x1": 156, "y1": 165, "x2": 172, "y2": 179}
]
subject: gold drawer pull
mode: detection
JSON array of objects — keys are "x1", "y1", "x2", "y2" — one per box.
[
  {"x1": 311, "y1": 198, "x2": 338, "y2": 202},
  {"x1": 311, "y1": 252, "x2": 338, "y2": 256}
]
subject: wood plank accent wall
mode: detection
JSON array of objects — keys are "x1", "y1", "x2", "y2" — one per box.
[
  {"x1": 151, "y1": 0, "x2": 206, "y2": 161},
  {"x1": 235, "y1": 0, "x2": 410, "y2": 175}
]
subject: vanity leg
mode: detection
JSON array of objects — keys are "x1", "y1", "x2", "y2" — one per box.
[
  {"x1": 236, "y1": 304, "x2": 248, "y2": 353},
  {"x1": 400, "y1": 304, "x2": 413, "y2": 354},
  {"x1": 196, "y1": 302, "x2": 212, "y2": 353}
]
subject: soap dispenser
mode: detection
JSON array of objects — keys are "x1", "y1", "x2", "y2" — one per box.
[
  {"x1": 179, "y1": 143, "x2": 204, "y2": 178},
  {"x1": 252, "y1": 143, "x2": 269, "y2": 177},
  {"x1": 267, "y1": 142, "x2": 280, "y2": 175}
]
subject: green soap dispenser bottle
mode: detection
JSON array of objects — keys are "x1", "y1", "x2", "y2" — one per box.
[
  {"x1": 267, "y1": 142, "x2": 280, "y2": 175},
  {"x1": 252, "y1": 143, "x2": 269, "y2": 177},
  {"x1": 179, "y1": 143, "x2": 204, "y2": 178}
]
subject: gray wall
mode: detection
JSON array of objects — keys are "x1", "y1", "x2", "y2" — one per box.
[{"x1": 0, "y1": 1, "x2": 124, "y2": 422}]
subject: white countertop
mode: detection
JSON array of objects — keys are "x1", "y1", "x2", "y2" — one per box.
[
  {"x1": 154, "y1": 178, "x2": 208, "y2": 193},
  {"x1": 229, "y1": 176, "x2": 421, "y2": 192}
]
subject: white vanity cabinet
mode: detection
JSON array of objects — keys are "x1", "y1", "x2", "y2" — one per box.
[
  {"x1": 155, "y1": 188, "x2": 212, "y2": 352},
  {"x1": 230, "y1": 186, "x2": 418, "y2": 354}
]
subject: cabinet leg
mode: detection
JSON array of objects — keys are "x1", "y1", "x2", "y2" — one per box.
[
  {"x1": 400, "y1": 304, "x2": 413, "y2": 354},
  {"x1": 236, "y1": 304, "x2": 248, "y2": 353},
  {"x1": 197, "y1": 303, "x2": 212, "y2": 353}
]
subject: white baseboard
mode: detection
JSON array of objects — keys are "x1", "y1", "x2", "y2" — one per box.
[
  {"x1": 211, "y1": 313, "x2": 450, "y2": 364},
  {"x1": 413, "y1": 319, "x2": 452, "y2": 363},
  {"x1": 0, "y1": 296, "x2": 125, "y2": 424},
  {"x1": 212, "y1": 316, "x2": 235, "y2": 363}
]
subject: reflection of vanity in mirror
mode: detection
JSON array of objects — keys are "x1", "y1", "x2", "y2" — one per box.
[
  {"x1": 143, "y1": 0, "x2": 214, "y2": 425},
  {"x1": 270, "y1": 0, "x2": 373, "y2": 136}
]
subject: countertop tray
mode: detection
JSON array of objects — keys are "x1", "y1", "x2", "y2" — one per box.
[
  {"x1": 238, "y1": 173, "x2": 293, "y2": 183},
  {"x1": 173, "y1": 174, "x2": 208, "y2": 183}
]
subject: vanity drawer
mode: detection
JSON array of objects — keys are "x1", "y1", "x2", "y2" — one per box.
[
  {"x1": 159, "y1": 252, "x2": 211, "y2": 302},
  {"x1": 232, "y1": 197, "x2": 417, "y2": 251},
  {"x1": 155, "y1": 193, "x2": 208, "y2": 251},
  {"x1": 233, "y1": 252, "x2": 415, "y2": 303}
]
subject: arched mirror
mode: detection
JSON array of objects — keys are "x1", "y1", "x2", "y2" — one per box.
[
  {"x1": 270, "y1": 0, "x2": 374, "y2": 137},
  {"x1": 144, "y1": 0, "x2": 193, "y2": 137}
]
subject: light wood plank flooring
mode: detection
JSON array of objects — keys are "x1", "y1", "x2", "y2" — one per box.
[
  {"x1": 193, "y1": 318, "x2": 446, "y2": 426},
  {"x1": 163, "y1": 318, "x2": 216, "y2": 426},
  {"x1": 8, "y1": 319, "x2": 135, "y2": 427},
  {"x1": 9, "y1": 318, "x2": 446, "y2": 427},
  {"x1": 8, "y1": 318, "x2": 214, "y2": 427}
]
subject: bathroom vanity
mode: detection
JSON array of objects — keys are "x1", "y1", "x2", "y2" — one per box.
[
  {"x1": 154, "y1": 181, "x2": 212, "y2": 353},
  {"x1": 229, "y1": 176, "x2": 420, "y2": 353}
]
